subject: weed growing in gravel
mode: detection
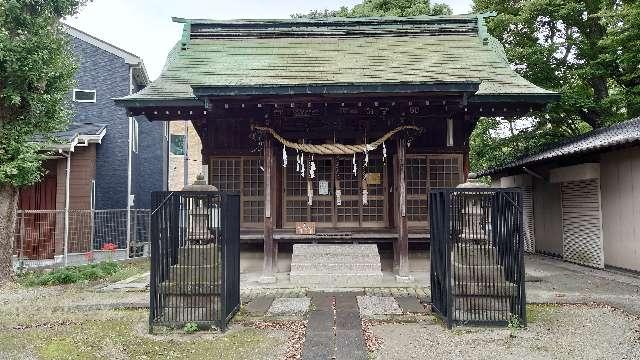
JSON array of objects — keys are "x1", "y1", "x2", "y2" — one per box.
[
  {"x1": 507, "y1": 315, "x2": 523, "y2": 337},
  {"x1": 183, "y1": 322, "x2": 200, "y2": 334}
]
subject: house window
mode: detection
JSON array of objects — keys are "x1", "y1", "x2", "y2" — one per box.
[
  {"x1": 73, "y1": 89, "x2": 96, "y2": 103},
  {"x1": 170, "y1": 134, "x2": 186, "y2": 155}
]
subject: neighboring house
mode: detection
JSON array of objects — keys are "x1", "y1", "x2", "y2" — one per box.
[
  {"x1": 167, "y1": 120, "x2": 205, "y2": 190},
  {"x1": 64, "y1": 25, "x2": 167, "y2": 210},
  {"x1": 15, "y1": 25, "x2": 167, "y2": 264},
  {"x1": 483, "y1": 117, "x2": 640, "y2": 272}
]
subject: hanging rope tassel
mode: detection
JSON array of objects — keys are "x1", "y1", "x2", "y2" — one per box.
[
  {"x1": 310, "y1": 155, "x2": 316, "y2": 179},
  {"x1": 383, "y1": 142, "x2": 387, "y2": 163},
  {"x1": 352, "y1": 153, "x2": 357, "y2": 176},
  {"x1": 282, "y1": 145, "x2": 287, "y2": 168}
]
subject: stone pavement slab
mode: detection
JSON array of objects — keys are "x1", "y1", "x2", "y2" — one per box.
[
  {"x1": 267, "y1": 297, "x2": 310, "y2": 316},
  {"x1": 336, "y1": 330, "x2": 367, "y2": 360},
  {"x1": 357, "y1": 296, "x2": 403, "y2": 316},
  {"x1": 245, "y1": 296, "x2": 274, "y2": 316},
  {"x1": 395, "y1": 296, "x2": 428, "y2": 314},
  {"x1": 335, "y1": 310, "x2": 360, "y2": 330},
  {"x1": 302, "y1": 331, "x2": 335, "y2": 360}
]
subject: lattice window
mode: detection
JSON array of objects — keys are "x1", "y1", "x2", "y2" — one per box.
[
  {"x1": 429, "y1": 156, "x2": 462, "y2": 189},
  {"x1": 242, "y1": 159, "x2": 263, "y2": 197},
  {"x1": 286, "y1": 200, "x2": 308, "y2": 223},
  {"x1": 362, "y1": 158, "x2": 385, "y2": 224},
  {"x1": 336, "y1": 158, "x2": 360, "y2": 226},
  {"x1": 210, "y1": 157, "x2": 263, "y2": 225},
  {"x1": 406, "y1": 154, "x2": 463, "y2": 226},
  {"x1": 210, "y1": 159, "x2": 240, "y2": 192},
  {"x1": 406, "y1": 157, "x2": 429, "y2": 222}
]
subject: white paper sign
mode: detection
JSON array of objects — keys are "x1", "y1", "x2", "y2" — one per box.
[{"x1": 318, "y1": 180, "x2": 329, "y2": 195}]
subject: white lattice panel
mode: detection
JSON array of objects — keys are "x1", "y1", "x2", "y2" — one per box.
[{"x1": 561, "y1": 179, "x2": 604, "y2": 268}]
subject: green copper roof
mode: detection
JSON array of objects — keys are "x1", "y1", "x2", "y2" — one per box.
[{"x1": 117, "y1": 14, "x2": 557, "y2": 106}]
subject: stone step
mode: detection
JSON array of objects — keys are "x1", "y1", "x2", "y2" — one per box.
[
  {"x1": 452, "y1": 282, "x2": 518, "y2": 297},
  {"x1": 454, "y1": 296, "x2": 512, "y2": 312},
  {"x1": 452, "y1": 244, "x2": 499, "y2": 266},
  {"x1": 290, "y1": 244, "x2": 383, "y2": 285},
  {"x1": 290, "y1": 273, "x2": 383, "y2": 286},
  {"x1": 290, "y1": 263, "x2": 381, "y2": 273},
  {"x1": 291, "y1": 253, "x2": 381, "y2": 262},
  {"x1": 292, "y1": 244, "x2": 380, "y2": 256},
  {"x1": 158, "y1": 281, "x2": 220, "y2": 295},
  {"x1": 453, "y1": 309, "x2": 512, "y2": 322},
  {"x1": 165, "y1": 294, "x2": 220, "y2": 308},
  {"x1": 452, "y1": 263, "x2": 505, "y2": 282},
  {"x1": 168, "y1": 265, "x2": 217, "y2": 283},
  {"x1": 177, "y1": 244, "x2": 220, "y2": 265}
]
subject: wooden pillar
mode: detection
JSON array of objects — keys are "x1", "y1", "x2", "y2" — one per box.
[
  {"x1": 395, "y1": 138, "x2": 410, "y2": 279},
  {"x1": 261, "y1": 137, "x2": 277, "y2": 283}
]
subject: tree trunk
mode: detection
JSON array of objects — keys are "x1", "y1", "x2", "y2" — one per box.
[{"x1": 0, "y1": 184, "x2": 18, "y2": 284}]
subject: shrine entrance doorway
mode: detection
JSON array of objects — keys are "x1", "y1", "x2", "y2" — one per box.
[{"x1": 283, "y1": 156, "x2": 389, "y2": 230}]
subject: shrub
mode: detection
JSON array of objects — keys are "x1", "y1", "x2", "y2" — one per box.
[
  {"x1": 183, "y1": 322, "x2": 199, "y2": 334},
  {"x1": 18, "y1": 261, "x2": 122, "y2": 287}
]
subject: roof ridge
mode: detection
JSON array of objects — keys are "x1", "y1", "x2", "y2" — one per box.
[
  {"x1": 173, "y1": 14, "x2": 483, "y2": 25},
  {"x1": 482, "y1": 116, "x2": 640, "y2": 175}
]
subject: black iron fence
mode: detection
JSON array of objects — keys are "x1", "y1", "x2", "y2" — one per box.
[
  {"x1": 430, "y1": 188, "x2": 526, "y2": 328},
  {"x1": 149, "y1": 191, "x2": 240, "y2": 331}
]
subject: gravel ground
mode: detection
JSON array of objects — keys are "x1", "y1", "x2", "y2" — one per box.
[
  {"x1": 370, "y1": 304, "x2": 640, "y2": 360},
  {"x1": 357, "y1": 296, "x2": 403, "y2": 316},
  {"x1": 267, "y1": 297, "x2": 310, "y2": 316}
]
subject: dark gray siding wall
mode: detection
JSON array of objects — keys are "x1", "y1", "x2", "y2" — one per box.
[
  {"x1": 133, "y1": 118, "x2": 167, "y2": 209},
  {"x1": 68, "y1": 36, "x2": 165, "y2": 210}
]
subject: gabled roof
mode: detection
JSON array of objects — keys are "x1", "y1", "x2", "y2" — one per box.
[
  {"x1": 116, "y1": 14, "x2": 557, "y2": 107},
  {"x1": 482, "y1": 117, "x2": 640, "y2": 175},
  {"x1": 35, "y1": 122, "x2": 107, "y2": 152},
  {"x1": 62, "y1": 24, "x2": 150, "y2": 86}
]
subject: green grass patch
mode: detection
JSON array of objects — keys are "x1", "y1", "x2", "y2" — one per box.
[
  {"x1": 526, "y1": 304, "x2": 559, "y2": 324},
  {"x1": 2, "y1": 310, "x2": 280, "y2": 360},
  {"x1": 18, "y1": 261, "x2": 122, "y2": 287}
]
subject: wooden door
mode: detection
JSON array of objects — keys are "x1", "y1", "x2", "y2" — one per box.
[{"x1": 283, "y1": 156, "x2": 387, "y2": 229}]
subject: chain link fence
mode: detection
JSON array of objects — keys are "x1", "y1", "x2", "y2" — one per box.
[{"x1": 13, "y1": 209, "x2": 150, "y2": 269}]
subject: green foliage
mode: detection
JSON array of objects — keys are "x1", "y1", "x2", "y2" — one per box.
[
  {"x1": 0, "y1": 0, "x2": 86, "y2": 187},
  {"x1": 183, "y1": 322, "x2": 199, "y2": 334},
  {"x1": 291, "y1": 0, "x2": 452, "y2": 19},
  {"x1": 470, "y1": 0, "x2": 640, "y2": 172},
  {"x1": 17, "y1": 261, "x2": 121, "y2": 286},
  {"x1": 507, "y1": 314, "x2": 523, "y2": 337}
]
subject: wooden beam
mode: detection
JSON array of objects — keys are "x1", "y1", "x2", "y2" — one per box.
[
  {"x1": 261, "y1": 137, "x2": 277, "y2": 283},
  {"x1": 396, "y1": 137, "x2": 410, "y2": 278}
]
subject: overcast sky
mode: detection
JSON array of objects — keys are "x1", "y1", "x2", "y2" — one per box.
[{"x1": 64, "y1": 0, "x2": 473, "y2": 80}]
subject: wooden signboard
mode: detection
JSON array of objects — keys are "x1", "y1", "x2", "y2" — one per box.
[
  {"x1": 296, "y1": 222, "x2": 316, "y2": 235},
  {"x1": 366, "y1": 172, "x2": 382, "y2": 185}
]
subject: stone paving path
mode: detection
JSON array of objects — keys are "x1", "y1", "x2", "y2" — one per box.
[{"x1": 302, "y1": 292, "x2": 367, "y2": 360}]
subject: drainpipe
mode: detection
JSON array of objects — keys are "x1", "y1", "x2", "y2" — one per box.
[
  {"x1": 126, "y1": 67, "x2": 134, "y2": 254},
  {"x1": 60, "y1": 150, "x2": 71, "y2": 266}
]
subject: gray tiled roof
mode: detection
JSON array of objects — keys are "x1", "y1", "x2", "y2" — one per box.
[
  {"x1": 34, "y1": 122, "x2": 107, "y2": 145},
  {"x1": 116, "y1": 15, "x2": 556, "y2": 105},
  {"x1": 483, "y1": 117, "x2": 640, "y2": 175}
]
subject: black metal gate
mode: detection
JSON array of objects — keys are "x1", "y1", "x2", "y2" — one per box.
[
  {"x1": 430, "y1": 188, "x2": 526, "y2": 328},
  {"x1": 149, "y1": 191, "x2": 240, "y2": 331}
]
